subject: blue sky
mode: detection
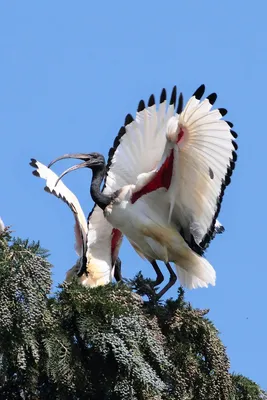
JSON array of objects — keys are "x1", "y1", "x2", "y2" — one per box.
[{"x1": 0, "y1": 0, "x2": 266, "y2": 389}]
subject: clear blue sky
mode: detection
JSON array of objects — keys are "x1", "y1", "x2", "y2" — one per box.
[{"x1": 0, "y1": 0, "x2": 266, "y2": 389}]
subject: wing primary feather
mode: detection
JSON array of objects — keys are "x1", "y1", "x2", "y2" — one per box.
[
  {"x1": 30, "y1": 158, "x2": 37, "y2": 167},
  {"x1": 32, "y1": 170, "x2": 40, "y2": 177},
  {"x1": 230, "y1": 129, "x2": 238, "y2": 138},
  {"x1": 206, "y1": 93, "x2": 217, "y2": 105},
  {"x1": 232, "y1": 151, "x2": 237, "y2": 162},
  {"x1": 229, "y1": 160, "x2": 235, "y2": 171},
  {"x1": 218, "y1": 108, "x2": 227, "y2": 116},
  {"x1": 112, "y1": 126, "x2": 126, "y2": 150},
  {"x1": 102, "y1": 125, "x2": 127, "y2": 198},
  {"x1": 137, "y1": 99, "x2": 145, "y2": 112},
  {"x1": 177, "y1": 92, "x2": 184, "y2": 114},
  {"x1": 170, "y1": 86, "x2": 177, "y2": 106},
  {"x1": 148, "y1": 94, "x2": 155, "y2": 107},
  {"x1": 193, "y1": 84, "x2": 205, "y2": 100},
  {"x1": 124, "y1": 113, "x2": 134, "y2": 126},
  {"x1": 160, "y1": 88, "x2": 167, "y2": 103},
  {"x1": 226, "y1": 121, "x2": 234, "y2": 128},
  {"x1": 232, "y1": 141, "x2": 238, "y2": 150}
]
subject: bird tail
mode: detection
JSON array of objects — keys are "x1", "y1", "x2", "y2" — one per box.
[
  {"x1": 174, "y1": 250, "x2": 216, "y2": 289},
  {"x1": 141, "y1": 223, "x2": 216, "y2": 289}
]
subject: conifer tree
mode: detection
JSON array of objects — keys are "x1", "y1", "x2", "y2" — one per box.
[{"x1": 0, "y1": 227, "x2": 265, "y2": 399}]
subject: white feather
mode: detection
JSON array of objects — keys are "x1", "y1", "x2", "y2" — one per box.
[{"x1": 30, "y1": 159, "x2": 119, "y2": 286}]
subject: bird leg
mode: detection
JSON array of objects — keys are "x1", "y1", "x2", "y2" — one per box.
[
  {"x1": 114, "y1": 258, "x2": 122, "y2": 282},
  {"x1": 156, "y1": 262, "x2": 177, "y2": 299},
  {"x1": 140, "y1": 260, "x2": 164, "y2": 298},
  {"x1": 77, "y1": 255, "x2": 87, "y2": 277},
  {"x1": 150, "y1": 260, "x2": 164, "y2": 286}
]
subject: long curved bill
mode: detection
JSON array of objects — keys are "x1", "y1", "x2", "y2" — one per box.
[
  {"x1": 54, "y1": 161, "x2": 90, "y2": 187},
  {"x1": 48, "y1": 153, "x2": 91, "y2": 168}
]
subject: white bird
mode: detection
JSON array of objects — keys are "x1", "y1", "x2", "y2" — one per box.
[
  {"x1": 50, "y1": 84, "x2": 237, "y2": 297},
  {"x1": 30, "y1": 159, "x2": 123, "y2": 286}
]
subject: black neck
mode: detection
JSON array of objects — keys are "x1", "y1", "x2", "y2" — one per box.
[{"x1": 90, "y1": 165, "x2": 113, "y2": 210}]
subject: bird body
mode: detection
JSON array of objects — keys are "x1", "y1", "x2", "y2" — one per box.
[
  {"x1": 98, "y1": 84, "x2": 236, "y2": 289},
  {"x1": 103, "y1": 170, "x2": 215, "y2": 289}
]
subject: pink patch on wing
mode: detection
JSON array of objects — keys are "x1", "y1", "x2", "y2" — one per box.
[
  {"x1": 177, "y1": 127, "x2": 184, "y2": 143},
  {"x1": 111, "y1": 228, "x2": 123, "y2": 264},
  {"x1": 131, "y1": 150, "x2": 174, "y2": 204}
]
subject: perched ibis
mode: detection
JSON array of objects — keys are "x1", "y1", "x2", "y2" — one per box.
[
  {"x1": 30, "y1": 159, "x2": 123, "y2": 286},
  {"x1": 50, "y1": 84, "x2": 237, "y2": 297}
]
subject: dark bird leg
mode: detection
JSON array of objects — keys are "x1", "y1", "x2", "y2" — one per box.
[
  {"x1": 77, "y1": 255, "x2": 87, "y2": 277},
  {"x1": 150, "y1": 260, "x2": 164, "y2": 286},
  {"x1": 156, "y1": 262, "x2": 177, "y2": 299},
  {"x1": 114, "y1": 258, "x2": 122, "y2": 282},
  {"x1": 142, "y1": 260, "x2": 164, "y2": 297}
]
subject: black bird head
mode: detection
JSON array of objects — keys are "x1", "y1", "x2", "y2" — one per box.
[{"x1": 48, "y1": 152, "x2": 106, "y2": 186}]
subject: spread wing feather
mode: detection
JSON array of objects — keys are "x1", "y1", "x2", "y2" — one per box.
[
  {"x1": 30, "y1": 159, "x2": 87, "y2": 257},
  {"x1": 169, "y1": 86, "x2": 237, "y2": 249},
  {"x1": 104, "y1": 87, "x2": 177, "y2": 194},
  {"x1": 105, "y1": 86, "x2": 230, "y2": 254}
]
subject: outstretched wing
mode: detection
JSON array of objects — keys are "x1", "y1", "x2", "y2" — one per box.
[
  {"x1": 103, "y1": 87, "x2": 177, "y2": 194},
  {"x1": 129, "y1": 85, "x2": 237, "y2": 253},
  {"x1": 101, "y1": 90, "x2": 178, "y2": 262},
  {"x1": 104, "y1": 86, "x2": 230, "y2": 254},
  {"x1": 167, "y1": 85, "x2": 237, "y2": 250},
  {"x1": 30, "y1": 159, "x2": 87, "y2": 257}
]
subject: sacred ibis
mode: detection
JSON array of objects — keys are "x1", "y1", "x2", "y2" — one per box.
[
  {"x1": 49, "y1": 84, "x2": 237, "y2": 298},
  {"x1": 30, "y1": 159, "x2": 123, "y2": 286}
]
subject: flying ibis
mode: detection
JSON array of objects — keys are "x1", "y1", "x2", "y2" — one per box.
[{"x1": 49, "y1": 84, "x2": 237, "y2": 297}]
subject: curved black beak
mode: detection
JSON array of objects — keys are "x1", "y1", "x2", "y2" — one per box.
[
  {"x1": 48, "y1": 153, "x2": 91, "y2": 169},
  {"x1": 54, "y1": 160, "x2": 90, "y2": 186}
]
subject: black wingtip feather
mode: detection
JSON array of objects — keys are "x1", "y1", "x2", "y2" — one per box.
[
  {"x1": 229, "y1": 160, "x2": 235, "y2": 171},
  {"x1": 137, "y1": 100, "x2": 145, "y2": 112},
  {"x1": 148, "y1": 94, "x2": 155, "y2": 107},
  {"x1": 118, "y1": 126, "x2": 126, "y2": 136},
  {"x1": 218, "y1": 108, "x2": 227, "y2": 116},
  {"x1": 232, "y1": 141, "x2": 238, "y2": 150},
  {"x1": 32, "y1": 170, "x2": 40, "y2": 177},
  {"x1": 216, "y1": 224, "x2": 225, "y2": 234},
  {"x1": 225, "y1": 175, "x2": 231, "y2": 186},
  {"x1": 113, "y1": 126, "x2": 125, "y2": 150},
  {"x1": 232, "y1": 151, "x2": 237, "y2": 162},
  {"x1": 44, "y1": 186, "x2": 51, "y2": 193},
  {"x1": 170, "y1": 86, "x2": 177, "y2": 106},
  {"x1": 29, "y1": 158, "x2": 37, "y2": 167},
  {"x1": 226, "y1": 121, "x2": 234, "y2": 128},
  {"x1": 199, "y1": 117, "x2": 238, "y2": 252},
  {"x1": 230, "y1": 129, "x2": 238, "y2": 138},
  {"x1": 207, "y1": 93, "x2": 217, "y2": 105},
  {"x1": 160, "y1": 88, "x2": 167, "y2": 103},
  {"x1": 177, "y1": 93, "x2": 183, "y2": 114},
  {"x1": 124, "y1": 113, "x2": 134, "y2": 126},
  {"x1": 193, "y1": 84, "x2": 205, "y2": 100},
  {"x1": 96, "y1": 121, "x2": 129, "y2": 223}
]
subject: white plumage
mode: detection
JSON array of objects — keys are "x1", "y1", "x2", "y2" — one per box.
[
  {"x1": 101, "y1": 84, "x2": 237, "y2": 289},
  {"x1": 104, "y1": 85, "x2": 233, "y2": 257},
  {"x1": 30, "y1": 159, "x2": 121, "y2": 286}
]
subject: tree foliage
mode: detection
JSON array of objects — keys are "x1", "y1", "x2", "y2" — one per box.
[{"x1": 0, "y1": 228, "x2": 265, "y2": 399}]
